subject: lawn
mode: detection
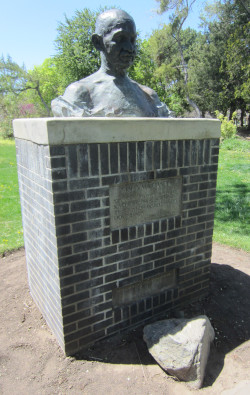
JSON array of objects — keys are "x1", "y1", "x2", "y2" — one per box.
[
  {"x1": 0, "y1": 139, "x2": 23, "y2": 254},
  {"x1": 213, "y1": 138, "x2": 250, "y2": 251},
  {"x1": 0, "y1": 137, "x2": 249, "y2": 255}
]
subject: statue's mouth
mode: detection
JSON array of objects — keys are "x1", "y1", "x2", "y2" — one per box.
[{"x1": 119, "y1": 53, "x2": 134, "y2": 63}]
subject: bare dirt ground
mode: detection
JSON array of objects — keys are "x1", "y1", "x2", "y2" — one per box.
[{"x1": 0, "y1": 242, "x2": 250, "y2": 395}]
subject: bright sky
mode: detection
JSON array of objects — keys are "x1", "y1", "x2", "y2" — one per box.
[{"x1": 0, "y1": 0, "x2": 207, "y2": 70}]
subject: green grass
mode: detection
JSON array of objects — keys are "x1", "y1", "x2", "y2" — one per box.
[
  {"x1": 213, "y1": 137, "x2": 250, "y2": 251},
  {"x1": 0, "y1": 136, "x2": 249, "y2": 255},
  {"x1": 0, "y1": 138, "x2": 23, "y2": 254}
]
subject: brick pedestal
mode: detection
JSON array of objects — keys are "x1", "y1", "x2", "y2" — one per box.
[{"x1": 14, "y1": 118, "x2": 220, "y2": 355}]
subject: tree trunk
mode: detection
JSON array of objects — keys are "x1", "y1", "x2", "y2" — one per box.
[
  {"x1": 176, "y1": 31, "x2": 201, "y2": 118},
  {"x1": 36, "y1": 86, "x2": 51, "y2": 116},
  {"x1": 240, "y1": 109, "x2": 245, "y2": 127}
]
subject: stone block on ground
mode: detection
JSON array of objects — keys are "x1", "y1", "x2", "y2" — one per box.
[{"x1": 143, "y1": 315, "x2": 214, "y2": 389}]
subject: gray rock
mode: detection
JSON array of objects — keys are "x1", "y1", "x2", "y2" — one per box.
[{"x1": 143, "y1": 315, "x2": 214, "y2": 389}]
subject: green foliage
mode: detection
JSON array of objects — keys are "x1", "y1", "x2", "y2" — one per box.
[
  {"x1": 215, "y1": 110, "x2": 237, "y2": 139},
  {"x1": 154, "y1": 0, "x2": 202, "y2": 116},
  {"x1": 54, "y1": 8, "x2": 101, "y2": 88},
  {"x1": 196, "y1": 0, "x2": 250, "y2": 118},
  {"x1": 144, "y1": 24, "x2": 199, "y2": 115},
  {"x1": 225, "y1": 22, "x2": 250, "y2": 109},
  {"x1": 25, "y1": 58, "x2": 65, "y2": 113},
  {"x1": 0, "y1": 56, "x2": 60, "y2": 137}
]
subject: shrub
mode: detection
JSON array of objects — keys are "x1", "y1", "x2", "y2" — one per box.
[{"x1": 215, "y1": 110, "x2": 237, "y2": 140}]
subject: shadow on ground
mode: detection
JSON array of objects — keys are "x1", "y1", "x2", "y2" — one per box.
[{"x1": 73, "y1": 262, "x2": 250, "y2": 388}]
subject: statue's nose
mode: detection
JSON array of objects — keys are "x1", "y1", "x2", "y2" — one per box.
[{"x1": 123, "y1": 40, "x2": 135, "y2": 53}]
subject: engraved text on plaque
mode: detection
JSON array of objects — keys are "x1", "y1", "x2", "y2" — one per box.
[{"x1": 110, "y1": 177, "x2": 182, "y2": 229}]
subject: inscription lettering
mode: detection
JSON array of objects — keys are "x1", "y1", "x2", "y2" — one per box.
[{"x1": 110, "y1": 177, "x2": 182, "y2": 229}]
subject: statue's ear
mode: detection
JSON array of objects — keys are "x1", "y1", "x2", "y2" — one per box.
[{"x1": 92, "y1": 34, "x2": 103, "y2": 51}]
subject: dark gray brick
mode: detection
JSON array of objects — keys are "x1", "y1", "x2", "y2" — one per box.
[
  {"x1": 50, "y1": 146, "x2": 65, "y2": 156},
  {"x1": 91, "y1": 263, "x2": 117, "y2": 278},
  {"x1": 55, "y1": 212, "x2": 86, "y2": 226},
  {"x1": 76, "y1": 277, "x2": 103, "y2": 292},
  {"x1": 89, "y1": 245, "x2": 117, "y2": 259},
  {"x1": 137, "y1": 142, "x2": 145, "y2": 171},
  {"x1": 130, "y1": 171, "x2": 154, "y2": 182},
  {"x1": 156, "y1": 169, "x2": 178, "y2": 179},
  {"x1": 102, "y1": 174, "x2": 129, "y2": 185},
  {"x1": 70, "y1": 178, "x2": 99, "y2": 190},
  {"x1": 72, "y1": 219, "x2": 101, "y2": 233},
  {"x1": 119, "y1": 256, "x2": 142, "y2": 269},
  {"x1": 89, "y1": 144, "x2": 99, "y2": 176},
  {"x1": 177, "y1": 141, "x2": 183, "y2": 167},
  {"x1": 78, "y1": 144, "x2": 89, "y2": 176},
  {"x1": 87, "y1": 208, "x2": 109, "y2": 219},
  {"x1": 129, "y1": 226, "x2": 136, "y2": 240},
  {"x1": 121, "y1": 228, "x2": 128, "y2": 242},
  {"x1": 53, "y1": 190, "x2": 84, "y2": 204},
  {"x1": 162, "y1": 141, "x2": 168, "y2": 169},
  {"x1": 59, "y1": 252, "x2": 88, "y2": 267},
  {"x1": 78, "y1": 313, "x2": 105, "y2": 329},
  {"x1": 204, "y1": 140, "x2": 210, "y2": 164},
  {"x1": 170, "y1": 141, "x2": 177, "y2": 168},
  {"x1": 112, "y1": 230, "x2": 119, "y2": 244},
  {"x1": 184, "y1": 140, "x2": 191, "y2": 166},
  {"x1": 107, "y1": 251, "x2": 131, "y2": 265},
  {"x1": 119, "y1": 142, "x2": 127, "y2": 173},
  {"x1": 129, "y1": 142, "x2": 136, "y2": 172},
  {"x1": 110, "y1": 143, "x2": 118, "y2": 174},
  {"x1": 131, "y1": 262, "x2": 153, "y2": 275},
  {"x1": 52, "y1": 181, "x2": 68, "y2": 193},
  {"x1": 51, "y1": 169, "x2": 67, "y2": 180},
  {"x1": 191, "y1": 140, "x2": 197, "y2": 165},
  {"x1": 198, "y1": 140, "x2": 204, "y2": 164},
  {"x1": 60, "y1": 272, "x2": 89, "y2": 287},
  {"x1": 67, "y1": 146, "x2": 78, "y2": 177},
  {"x1": 75, "y1": 258, "x2": 103, "y2": 273},
  {"x1": 51, "y1": 157, "x2": 66, "y2": 168},
  {"x1": 131, "y1": 245, "x2": 153, "y2": 257},
  {"x1": 154, "y1": 141, "x2": 160, "y2": 169},
  {"x1": 146, "y1": 141, "x2": 153, "y2": 171},
  {"x1": 100, "y1": 144, "x2": 109, "y2": 175},
  {"x1": 71, "y1": 199, "x2": 100, "y2": 212},
  {"x1": 119, "y1": 239, "x2": 142, "y2": 252},
  {"x1": 57, "y1": 232, "x2": 87, "y2": 247},
  {"x1": 62, "y1": 290, "x2": 89, "y2": 307},
  {"x1": 73, "y1": 239, "x2": 102, "y2": 254},
  {"x1": 105, "y1": 269, "x2": 129, "y2": 283}
]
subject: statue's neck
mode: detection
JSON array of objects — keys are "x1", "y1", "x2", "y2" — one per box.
[{"x1": 100, "y1": 56, "x2": 128, "y2": 78}]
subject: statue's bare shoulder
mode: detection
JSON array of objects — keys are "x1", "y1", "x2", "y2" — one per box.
[
  {"x1": 137, "y1": 82, "x2": 171, "y2": 117},
  {"x1": 63, "y1": 75, "x2": 96, "y2": 102},
  {"x1": 51, "y1": 74, "x2": 98, "y2": 116},
  {"x1": 137, "y1": 83, "x2": 160, "y2": 102}
]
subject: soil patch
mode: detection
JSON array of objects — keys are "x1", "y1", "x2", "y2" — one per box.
[{"x1": 0, "y1": 243, "x2": 250, "y2": 394}]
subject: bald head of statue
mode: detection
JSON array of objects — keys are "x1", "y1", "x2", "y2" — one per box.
[
  {"x1": 94, "y1": 9, "x2": 135, "y2": 36},
  {"x1": 92, "y1": 9, "x2": 137, "y2": 75}
]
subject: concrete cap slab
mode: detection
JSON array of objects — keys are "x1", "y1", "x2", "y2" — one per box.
[{"x1": 13, "y1": 117, "x2": 221, "y2": 145}]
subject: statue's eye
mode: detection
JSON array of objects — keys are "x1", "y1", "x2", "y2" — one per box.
[{"x1": 115, "y1": 35, "x2": 125, "y2": 43}]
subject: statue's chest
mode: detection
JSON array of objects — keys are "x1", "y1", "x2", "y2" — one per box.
[{"x1": 91, "y1": 81, "x2": 157, "y2": 117}]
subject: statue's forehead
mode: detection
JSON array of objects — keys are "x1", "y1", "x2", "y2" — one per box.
[
  {"x1": 104, "y1": 20, "x2": 136, "y2": 36},
  {"x1": 96, "y1": 11, "x2": 136, "y2": 35}
]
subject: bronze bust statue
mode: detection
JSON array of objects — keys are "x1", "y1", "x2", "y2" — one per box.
[{"x1": 51, "y1": 9, "x2": 172, "y2": 118}]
